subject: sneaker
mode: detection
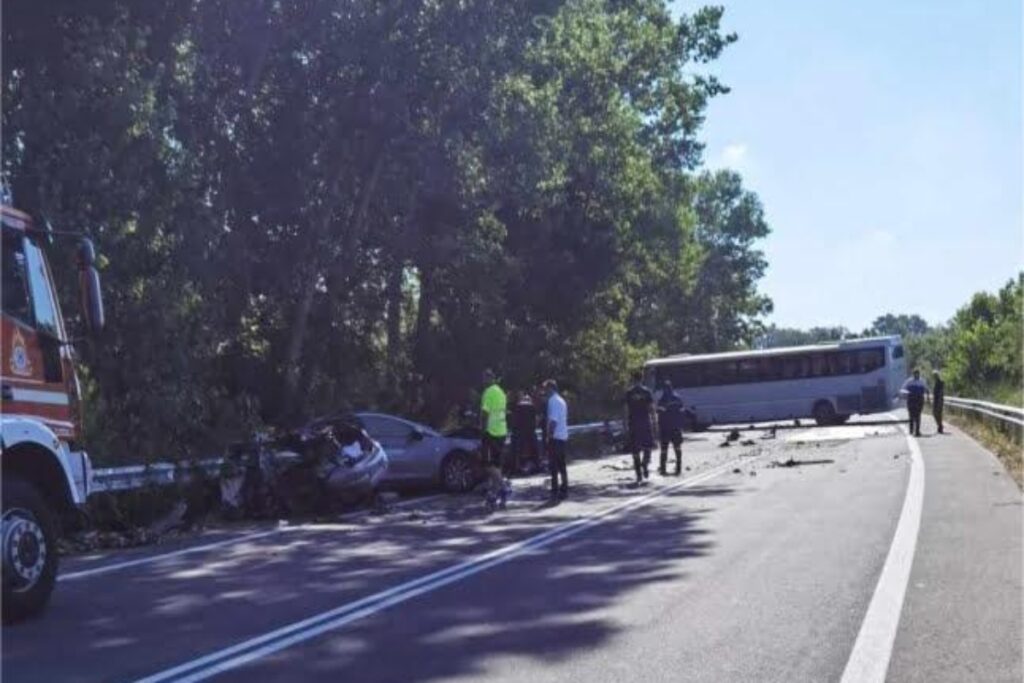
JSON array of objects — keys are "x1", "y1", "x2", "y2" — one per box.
[
  {"x1": 643, "y1": 466, "x2": 650, "y2": 480},
  {"x1": 658, "y1": 468, "x2": 667, "y2": 476}
]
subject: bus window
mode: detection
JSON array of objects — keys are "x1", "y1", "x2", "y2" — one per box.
[
  {"x1": 781, "y1": 355, "x2": 806, "y2": 379},
  {"x1": 678, "y1": 364, "x2": 703, "y2": 388},
  {"x1": 828, "y1": 351, "x2": 853, "y2": 376},
  {"x1": 737, "y1": 359, "x2": 761, "y2": 383},
  {"x1": 893, "y1": 345, "x2": 904, "y2": 359},
  {"x1": 811, "y1": 353, "x2": 829, "y2": 377},
  {"x1": 857, "y1": 348, "x2": 885, "y2": 373},
  {"x1": 760, "y1": 357, "x2": 783, "y2": 382},
  {"x1": 707, "y1": 360, "x2": 738, "y2": 385}
]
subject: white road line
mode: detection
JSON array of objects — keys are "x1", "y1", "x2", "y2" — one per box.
[
  {"x1": 840, "y1": 421, "x2": 925, "y2": 683},
  {"x1": 129, "y1": 457, "x2": 760, "y2": 683},
  {"x1": 59, "y1": 494, "x2": 448, "y2": 582},
  {"x1": 58, "y1": 530, "x2": 283, "y2": 581}
]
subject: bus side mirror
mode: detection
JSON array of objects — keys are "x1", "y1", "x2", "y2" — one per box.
[{"x1": 77, "y1": 238, "x2": 105, "y2": 335}]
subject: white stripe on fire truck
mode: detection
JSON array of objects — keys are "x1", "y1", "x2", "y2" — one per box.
[{"x1": 9, "y1": 387, "x2": 71, "y2": 405}]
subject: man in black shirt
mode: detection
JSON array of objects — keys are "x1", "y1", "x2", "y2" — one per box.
[
  {"x1": 509, "y1": 391, "x2": 538, "y2": 474},
  {"x1": 657, "y1": 380, "x2": 684, "y2": 476},
  {"x1": 624, "y1": 371, "x2": 656, "y2": 484},
  {"x1": 932, "y1": 370, "x2": 946, "y2": 434}
]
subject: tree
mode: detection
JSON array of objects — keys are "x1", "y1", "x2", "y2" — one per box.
[
  {"x1": 3, "y1": 0, "x2": 773, "y2": 459},
  {"x1": 864, "y1": 313, "x2": 930, "y2": 338}
]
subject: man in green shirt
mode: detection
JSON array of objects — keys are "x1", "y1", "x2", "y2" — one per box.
[{"x1": 480, "y1": 368, "x2": 508, "y2": 472}]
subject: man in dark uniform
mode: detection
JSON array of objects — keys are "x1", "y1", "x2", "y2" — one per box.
[
  {"x1": 932, "y1": 370, "x2": 946, "y2": 434},
  {"x1": 624, "y1": 371, "x2": 656, "y2": 484},
  {"x1": 510, "y1": 391, "x2": 539, "y2": 474},
  {"x1": 900, "y1": 369, "x2": 929, "y2": 437},
  {"x1": 657, "y1": 379, "x2": 684, "y2": 476}
]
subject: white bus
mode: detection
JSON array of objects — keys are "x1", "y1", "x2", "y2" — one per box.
[{"x1": 643, "y1": 336, "x2": 907, "y2": 429}]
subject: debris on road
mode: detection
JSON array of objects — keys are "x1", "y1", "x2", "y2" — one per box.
[
  {"x1": 740, "y1": 439, "x2": 756, "y2": 446},
  {"x1": 768, "y1": 457, "x2": 835, "y2": 468},
  {"x1": 727, "y1": 429, "x2": 741, "y2": 442},
  {"x1": 719, "y1": 441, "x2": 732, "y2": 448}
]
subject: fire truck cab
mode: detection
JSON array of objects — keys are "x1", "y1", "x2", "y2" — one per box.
[{"x1": 1, "y1": 203, "x2": 104, "y2": 621}]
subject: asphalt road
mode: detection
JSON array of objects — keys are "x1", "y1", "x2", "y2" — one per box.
[{"x1": 2, "y1": 415, "x2": 1020, "y2": 682}]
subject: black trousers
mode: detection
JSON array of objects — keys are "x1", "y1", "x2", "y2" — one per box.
[
  {"x1": 482, "y1": 434, "x2": 505, "y2": 469},
  {"x1": 933, "y1": 402, "x2": 944, "y2": 433},
  {"x1": 631, "y1": 449, "x2": 651, "y2": 481},
  {"x1": 908, "y1": 403, "x2": 923, "y2": 436},
  {"x1": 660, "y1": 429, "x2": 682, "y2": 473},
  {"x1": 549, "y1": 439, "x2": 568, "y2": 493}
]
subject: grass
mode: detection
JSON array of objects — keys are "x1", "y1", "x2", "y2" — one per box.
[{"x1": 947, "y1": 410, "x2": 1022, "y2": 490}]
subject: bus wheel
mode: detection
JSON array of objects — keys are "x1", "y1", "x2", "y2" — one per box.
[
  {"x1": 812, "y1": 401, "x2": 837, "y2": 426},
  {"x1": 2, "y1": 479, "x2": 59, "y2": 623}
]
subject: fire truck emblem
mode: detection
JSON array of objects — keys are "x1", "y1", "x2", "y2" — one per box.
[{"x1": 9, "y1": 327, "x2": 33, "y2": 377}]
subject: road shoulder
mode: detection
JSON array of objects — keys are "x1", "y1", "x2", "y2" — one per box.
[{"x1": 888, "y1": 419, "x2": 1023, "y2": 683}]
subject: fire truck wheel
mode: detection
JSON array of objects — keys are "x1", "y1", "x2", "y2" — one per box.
[{"x1": 2, "y1": 478, "x2": 59, "y2": 623}]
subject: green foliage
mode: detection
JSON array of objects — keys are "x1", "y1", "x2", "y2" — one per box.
[
  {"x1": 864, "y1": 313, "x2": 931, "y2": 338},
  {"x1": 4, "y1": 1, "x2": 773, "y2": 463}
]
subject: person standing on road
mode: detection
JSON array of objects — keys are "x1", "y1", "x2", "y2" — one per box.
[
  {"x1": 510, "y1": 391, "x2": 539, "y2": 474},
  {"x1": 900, "y1": 369, "x2": 929, "y2": 437},
  {"x1": 656, "y1": 379, "x2": 684, "y2": 476},
  {"x1": 544, "y1": 379, "x2": 569, "y2": 498},
  {"x1": 932, "y1": 370, "x2": 946, "y2": 434},
  {"x1": 624, "y1": 371, "x2": 656, "y2": 484},
  {"x1": 480, "y1": 369, "x2": 508, "y2": 471}
]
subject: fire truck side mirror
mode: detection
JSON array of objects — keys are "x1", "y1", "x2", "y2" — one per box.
[{"x1": 77, "y1": 238, "x2": 105, "y2": 335}]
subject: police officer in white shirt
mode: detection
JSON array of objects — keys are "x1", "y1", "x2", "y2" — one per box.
[{"x1": 544, "y1": 379, "x2": 569, "y2": 498}]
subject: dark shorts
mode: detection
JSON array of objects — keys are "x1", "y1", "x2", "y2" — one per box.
[
  {"x1": 659, "y1": 428, "x2": 682, "y2": 447},
  {"x1": 482, "y1": 434, "x2": 505, "y2": 467}
]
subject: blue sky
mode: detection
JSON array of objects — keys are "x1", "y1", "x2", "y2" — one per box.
[{"x1": 675, "y1": 0, "x2": 1022, "y2": 331}]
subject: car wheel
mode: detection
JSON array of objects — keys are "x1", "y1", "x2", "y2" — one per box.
[
  {"x1": 813, "y1": 400, "x2": 837, "y2": 426},
  {"x1": 442, "y1": 451, "x2": 475, "y2": 493},
  {"x1": 3, "y1": 478, "x2": 59, "y2": 623}
]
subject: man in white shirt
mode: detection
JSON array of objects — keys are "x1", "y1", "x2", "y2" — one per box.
[{"x1": 544, "y1": 379, "x2": 569, "y2": 498}]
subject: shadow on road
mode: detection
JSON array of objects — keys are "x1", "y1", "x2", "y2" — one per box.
[
  {"x1": 250, "y1": 485, "x2": 737, "y2": 682},
  {"x1": 2, "y1": 477, "x2": 737, "y2": 683}
]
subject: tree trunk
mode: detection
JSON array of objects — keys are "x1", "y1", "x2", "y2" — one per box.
[
  {"x1": 384, "y1": 188, "x2": 417, "y2": 387},
  {"x1": 385, "y1": 262, "x2": 404, "y2": 381},
  {"x1": 280, "y1": 149, "x2": 387, "y2": 418}
]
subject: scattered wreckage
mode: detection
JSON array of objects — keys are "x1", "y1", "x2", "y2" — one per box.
[{"x1": 219, "y1": 414, "x2": 389, "y2": 519}]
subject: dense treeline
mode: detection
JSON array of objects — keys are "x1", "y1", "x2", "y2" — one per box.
[
  {"x1": 3, "y1": 1, "x2": 771, "y2": 463},
  {"x1": 765, "y1": 275, "x2": 1023, "y2": 406}
]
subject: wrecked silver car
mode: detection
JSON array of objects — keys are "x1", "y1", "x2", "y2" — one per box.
[{"x1": 220, "y1": 414, "x2": 388, "y2": 518}]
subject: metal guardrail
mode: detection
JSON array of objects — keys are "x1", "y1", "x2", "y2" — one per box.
[
  {"x1": 941, "y1": 396, "x2": 1024, "y2": 428},
  {"x1": 91, "y1": 422, "x2": 619, "y2": 494},
  {"x1": 92, "y1": 458, "x2": 224, "y2": 494}
]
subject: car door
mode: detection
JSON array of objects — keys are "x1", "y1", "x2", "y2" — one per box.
[{"x1": 359, "y1": 415, "x2": 420, "y2": 482}]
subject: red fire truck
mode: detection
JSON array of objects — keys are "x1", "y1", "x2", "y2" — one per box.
[{"x1": 2, "y1": 202, "x2": 104, "y2": 621}]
